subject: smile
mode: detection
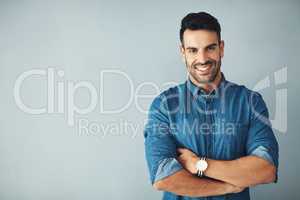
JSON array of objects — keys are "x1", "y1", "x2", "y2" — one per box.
[{"x1": 194, "y1": 65, "x2": 211, "y2": 74}]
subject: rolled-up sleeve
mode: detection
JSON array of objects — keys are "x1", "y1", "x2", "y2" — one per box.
[
  {"x1": 144, "y1": 94, "x2": 183, "y2": 185},
  {"x1": 246, "y1": 92, "x2": 279, "y2": 182}
]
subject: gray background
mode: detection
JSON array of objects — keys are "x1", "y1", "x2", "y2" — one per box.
[{"x1": 0, "y1": 0, "x2": 299, "y2": 199}]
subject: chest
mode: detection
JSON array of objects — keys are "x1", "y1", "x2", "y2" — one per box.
[{"x1": 169, "y1": 98, "x2": 250, "y2": 160}]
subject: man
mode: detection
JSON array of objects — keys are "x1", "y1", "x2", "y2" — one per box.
[{"x1": 144, "y1": 12, "x2": 279, "y2": 200}]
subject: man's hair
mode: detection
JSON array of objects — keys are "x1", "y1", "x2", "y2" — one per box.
[{"x1": 180, "y1": 12, "x2": 221, "y2": 45}]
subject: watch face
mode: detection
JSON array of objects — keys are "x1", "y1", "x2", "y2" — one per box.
[{"x1": 196, "y1": 160, "x2": 208, "y2": 171}]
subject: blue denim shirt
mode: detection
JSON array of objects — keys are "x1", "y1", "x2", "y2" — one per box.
[{"x1": 144, "y1": 74, "x2": 279, "y2": 200}]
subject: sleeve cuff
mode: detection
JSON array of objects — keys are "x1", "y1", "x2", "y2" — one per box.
[
  {"x1": 250, "y1": 145, "x2": 275, "y2": 166},
  {"x1": 154, "y1": 158, "x2": 183, "y2": 184}
]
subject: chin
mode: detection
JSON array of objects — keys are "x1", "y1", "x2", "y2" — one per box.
[{"x1": 195, "y1": 75, "x2": 212, "y2": 83}]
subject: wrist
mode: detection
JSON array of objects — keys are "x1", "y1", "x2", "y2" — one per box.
[{"x1": 204, "y1": 158, "x2": 218, "y2": 177}]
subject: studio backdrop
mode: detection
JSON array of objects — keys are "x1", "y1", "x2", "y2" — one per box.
[{"x1": 0, "y1": 0, "x2": 299, "y2": 199}]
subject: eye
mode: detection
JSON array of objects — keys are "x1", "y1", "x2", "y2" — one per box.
[
  {"x1": 207, "y1": 45, "x2": 217, "y2": 51},
  {"x1": 188, "y1": 48, "x2": 197, "y2": 54}
]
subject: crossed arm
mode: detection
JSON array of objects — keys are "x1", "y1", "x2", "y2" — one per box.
[
  {"x1": 204, "y1": 154, "x2": 277, "y2": 187},
  {"x1": 153, "y1": 168, "x2": 244, "y2": 197},
  {"x1": 153, "y1": 149, "x2": 277, "y2": 196}
]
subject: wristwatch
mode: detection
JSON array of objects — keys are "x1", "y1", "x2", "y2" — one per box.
[{"x1": 195, "y1": 157, "x2": 208, "y2": 177}]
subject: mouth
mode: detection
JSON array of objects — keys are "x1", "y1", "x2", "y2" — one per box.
[{"x1": 194, "y1": 64, "x2": 212, "y2": 75}]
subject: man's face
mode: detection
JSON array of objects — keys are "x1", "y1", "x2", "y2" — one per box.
[{"x1": 181, "y1": 29, "x2": 224, "y2": 84}]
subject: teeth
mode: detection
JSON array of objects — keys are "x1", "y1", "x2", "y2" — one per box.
[{"x1": 196, "y1": 66, "x2": 209, "y2": 71}]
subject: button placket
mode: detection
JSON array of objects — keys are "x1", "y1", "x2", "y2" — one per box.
[{"x1": 206, "y1": 98, "x2": 213, "y2": 157}]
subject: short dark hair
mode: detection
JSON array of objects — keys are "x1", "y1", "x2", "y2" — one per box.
[{"x1": 180, "y1": 12, "x2": 221, "y2": 44}]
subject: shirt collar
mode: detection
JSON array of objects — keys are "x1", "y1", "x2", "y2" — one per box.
[{"x1": 186, "y1": 72, "x2": 227, "y2": 99}]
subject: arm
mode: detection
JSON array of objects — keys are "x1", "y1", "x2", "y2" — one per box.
[
  {"x1": 144, "y1": 95, "x2": 243, "y2": 197},
  {"x1": 177, "y1": 148, "x2": 276, "y2": 188},
  {"x1": 153, "y1": 169, "x2": 243, "y2": 197},
  {"x1": 204, "y1": 156, "x2": 276, "y2": 187}
]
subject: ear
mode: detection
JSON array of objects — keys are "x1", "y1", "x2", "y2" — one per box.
[
  {"x1": 180, "y1": 44, "x2": 186, "y2": 62},
  {"x1": 219, "y1": 40, "x2": 225, "y2": 58}
]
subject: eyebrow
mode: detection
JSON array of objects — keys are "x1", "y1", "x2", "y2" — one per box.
[{"x1": 185, "y1": 43, "x2": 218, "y2": 50}]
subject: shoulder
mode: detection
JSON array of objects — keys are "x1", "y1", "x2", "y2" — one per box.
[
  {"x1": 224, "y1": 80, "x2": 262, "y2": 101},
  {"x1": 149, "y1": 82, "x2": 185, "y2": 110},
  {"x1": 153, "y1": 82, "x2": 185, "y2": 101}
]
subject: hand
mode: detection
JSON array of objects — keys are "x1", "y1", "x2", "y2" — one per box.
[{"x1": 177, "y1": 148, "x2": 200, "y2": 174}]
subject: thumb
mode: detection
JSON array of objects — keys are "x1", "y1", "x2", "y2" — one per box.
[{"x1": 177, "y1": 148, "x2": 186, "y2": 154}]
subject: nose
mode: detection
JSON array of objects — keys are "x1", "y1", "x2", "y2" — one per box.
[{"x1": 195, "y1": 50, "x2": 208, "y2": 64}]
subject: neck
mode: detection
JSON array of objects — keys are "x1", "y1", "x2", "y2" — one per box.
[{"x1": 190, "y1": 71, "x2": 222, "y2": 94}]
